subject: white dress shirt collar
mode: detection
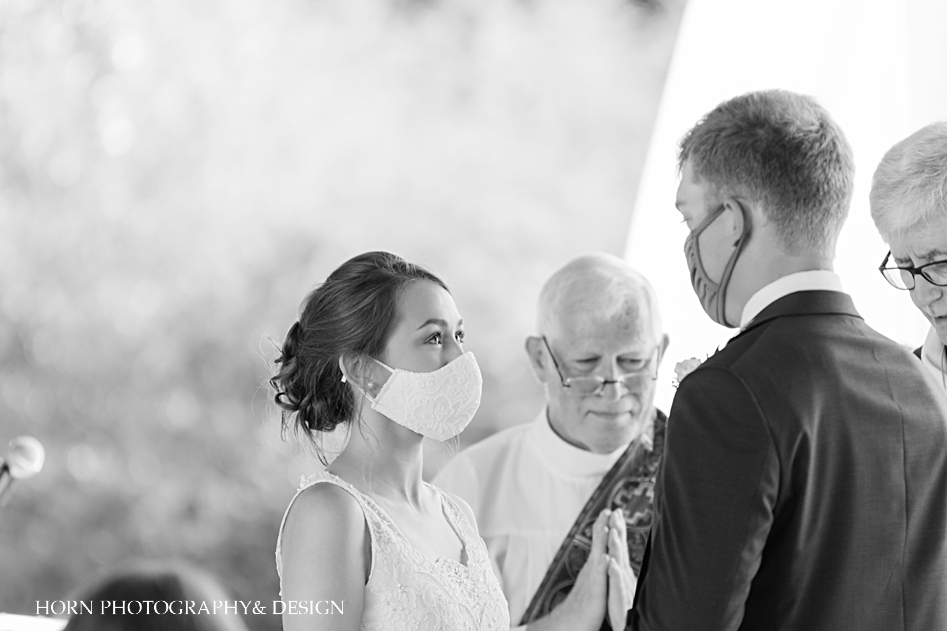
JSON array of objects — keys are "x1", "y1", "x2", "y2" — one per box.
[
  {"x1": 921, "y1": 326, "x2": 947, "y2": 392},
  {"x1": 531, "y1": 408, "x2": 630, "y2": 479},
  {"x1": 740, "y1": 270, "x2": 843, "y2": 330}
]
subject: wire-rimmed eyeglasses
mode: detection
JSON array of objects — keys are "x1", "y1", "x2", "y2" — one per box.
[
  {"x1": 879, "y1": 251, "x2": 947, "y2": 290},
  {"x1": 541, "y1": 336, "x2": 659, "y2": 397}
]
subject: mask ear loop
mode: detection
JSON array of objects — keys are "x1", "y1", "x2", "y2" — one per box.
[{"x1": 713, "y1": 203, "x2": 752, "y2": 326}]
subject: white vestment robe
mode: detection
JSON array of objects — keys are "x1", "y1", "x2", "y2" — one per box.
[{"x1": 434, "y1": 409, "x2": 632, "y2": 627}]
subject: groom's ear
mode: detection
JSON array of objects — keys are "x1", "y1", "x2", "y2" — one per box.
[
  {"x1": 524, "y1": 336, "x2": 549, "y2": 385},
  {"x1": 722, "y1": 197, "x2": 750, "y2": 244}
]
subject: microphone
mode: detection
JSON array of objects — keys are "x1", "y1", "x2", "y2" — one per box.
[{"x1": 0, "y1": 436, "x2": 46, "y2": 509}]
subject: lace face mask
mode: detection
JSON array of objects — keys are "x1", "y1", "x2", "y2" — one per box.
[{"x1": 348, "y1": 352, "x2": 483, "y2": 441}]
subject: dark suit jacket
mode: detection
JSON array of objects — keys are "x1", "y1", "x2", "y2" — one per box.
[{"x1": 628, "y1": 291, "x2": 947, "y2": 630}]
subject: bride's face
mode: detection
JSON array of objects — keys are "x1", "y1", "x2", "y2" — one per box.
[{"x1": 375, "y1": 280, "x2": 466, "y2": 378}]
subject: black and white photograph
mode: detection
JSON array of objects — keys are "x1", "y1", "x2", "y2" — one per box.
[{"x1": 1, "y1": 0, "x2": 946, "y2": 629}]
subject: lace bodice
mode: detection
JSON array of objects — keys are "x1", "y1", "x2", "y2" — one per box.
[{"x1": 276, "y1": 470, "x2": 510, "y2": 631}]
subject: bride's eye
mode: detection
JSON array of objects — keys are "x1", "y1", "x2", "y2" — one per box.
[
  {"x1": 455, "y1": 330, "x2": 466, "y2": 343},
  {"x1": 428, "y1": 332, "x2": 443, "y2": 345}
]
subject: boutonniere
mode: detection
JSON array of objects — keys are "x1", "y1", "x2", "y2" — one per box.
[{"x1": 672, "y1": 357, "x2": 704, "y2": 389}]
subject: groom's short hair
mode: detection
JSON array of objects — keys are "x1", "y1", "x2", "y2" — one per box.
[{"x1": 679, "y1": 89, "x2": 854, "y2": 258}]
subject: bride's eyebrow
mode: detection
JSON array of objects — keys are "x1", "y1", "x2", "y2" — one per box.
[{"x1": 416, "y1": 318, "x2": 463, "y2": 330}]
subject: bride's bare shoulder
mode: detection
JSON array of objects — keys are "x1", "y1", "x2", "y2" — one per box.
[
  {"x1": 284, "y1": 481, "x2": 365, "y2": 539},
  {"x1": 280, "y1": 482, "x2": 370, "y2": 630}
]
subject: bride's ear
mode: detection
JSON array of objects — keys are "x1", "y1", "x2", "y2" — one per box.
[{"x1": 339, "y1": 354, "x2": 383, "y2": 397}]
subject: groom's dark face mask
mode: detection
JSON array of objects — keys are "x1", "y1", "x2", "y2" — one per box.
[{"x1": 684, "y1": 202, "x2": 752, "y2": 328}]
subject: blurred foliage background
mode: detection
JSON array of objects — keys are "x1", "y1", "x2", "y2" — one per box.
[{"x1": 0, "y1": 0, "x2": 683, "y2": 627}]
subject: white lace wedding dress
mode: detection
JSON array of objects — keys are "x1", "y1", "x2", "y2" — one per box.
[{"x1": 276, "y1": 470, "x2": 510, "y2": 631}]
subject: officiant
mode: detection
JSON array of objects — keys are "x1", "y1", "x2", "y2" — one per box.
[
  {"x1": 435, "y1": 253, "x2": 668, "y2": 631},
  {"x1": 870, "y1": 121, "x2": 947, "y2": 392}
]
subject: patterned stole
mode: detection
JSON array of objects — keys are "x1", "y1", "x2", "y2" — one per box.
[{"x1": 519, "y1": 410, "x2": 667, "y2": 630}]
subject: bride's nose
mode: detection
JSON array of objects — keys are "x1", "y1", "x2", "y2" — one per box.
[{"x1": 443, "y1": 337, "x2": 464, "y2": 365}]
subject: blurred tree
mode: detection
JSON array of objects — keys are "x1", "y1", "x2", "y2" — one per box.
[{"x1": 0, "y1": 0, "x2": 683, "y2": 627}]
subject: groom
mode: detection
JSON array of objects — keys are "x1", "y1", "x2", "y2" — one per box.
[{"x1": 628, "y1": 90, "x2": 947, "y2": 630}]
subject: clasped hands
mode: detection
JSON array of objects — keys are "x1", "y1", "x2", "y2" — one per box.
[{"x1": 540, "y1": 508, "x2": 636, "y2": 631}]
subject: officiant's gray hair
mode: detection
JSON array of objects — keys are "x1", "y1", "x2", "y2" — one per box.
[
  {"x1": 870, "y1": 121, "x2": 947, "y2": 240},
  {"x1": 537, "y1": 253, "x2": 662, "y2": 341}
]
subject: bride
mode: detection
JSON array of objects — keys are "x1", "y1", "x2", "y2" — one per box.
[{"x1": 272, "y1": 250, "x2": 509, "y2": 631}]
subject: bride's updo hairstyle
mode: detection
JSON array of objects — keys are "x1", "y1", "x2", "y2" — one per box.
[{"x1": 271, "y1": 251, "x2": 448, "y2": 446}]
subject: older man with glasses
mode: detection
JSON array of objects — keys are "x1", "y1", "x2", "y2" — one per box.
[
  {"x1": 872, "y1": 121, "x2": 947, "y2": 392},
  {"x1": 436, "y1": 253, "x2": 668, "y2": 631}
]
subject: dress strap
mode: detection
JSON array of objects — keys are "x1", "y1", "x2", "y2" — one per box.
[
  {"x1": 275, "y1": 470, "x2": 377, "y2": 590},
  {"x1": 429, "y1": 484, "x2": 479, "y2": 555}
]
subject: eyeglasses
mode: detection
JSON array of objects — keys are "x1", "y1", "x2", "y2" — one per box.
[
  {"x1": 879, "y1": 251, "x2": 947, "y2": 290},
  {"x1": 541, "y1": 336, "x2": 659, "y2": 397}
]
